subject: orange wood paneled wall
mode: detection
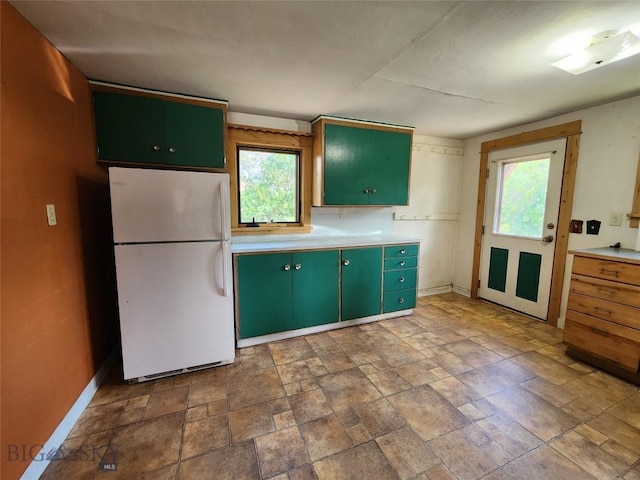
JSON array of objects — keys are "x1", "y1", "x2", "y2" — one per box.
[{"x1": 1, "y1": 3, "x2": 117, "y2": 479}]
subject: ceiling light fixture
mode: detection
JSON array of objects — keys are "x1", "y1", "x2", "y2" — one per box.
[{"x1": 551, "y1": 29, "x2": 640, "y2": 75}]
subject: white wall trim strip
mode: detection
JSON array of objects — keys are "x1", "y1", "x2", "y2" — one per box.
[
  {"x1": 418, "y1": 285, "x2": 454, "y2": 297},
  {"x1": 452, "y1": 285, "x2": 472, "y2": 297},
  {"x1": 20, "y1": 351, "x2": 117, "y2": 480}
]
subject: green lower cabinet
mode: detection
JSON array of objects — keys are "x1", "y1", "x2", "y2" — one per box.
[
  {"x1": 291, "y1": 250, "x2": 339, "y2": 329},
  {"x1": 237, "y1": 250, "x2": 339, "y2": 339},
  {"x1": 237, "y1": 253, "x2": 293, "y2": 338},
  {"x1": 341, "y1": 247, "x2": 383, "y2": 321},
  {"x1": 383, "y1": 289, "x2": 417, "y2": 313}
]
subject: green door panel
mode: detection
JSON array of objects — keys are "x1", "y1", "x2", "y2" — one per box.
[
  {"x1": 384, "y1": 256, "x2": 418, "y2": 270},
  {"x1": 292, "y1": 250, "x2": 340, "y2": 329},
  {"x1": 164, "y1": 101, "x2": 225, "y2": 169},
  {"x1": 369, "y1": 129, "x2": 411, "y2": 205},
  {"x1": 383, "y1": 289, "x2": 416, "y2": 313},
  {"x1": 323, "y1": 124, "x2": 371, "y2": 205},
  {"x1": 237, "y1": 253, "x2": 293, "y2": 338},
  {"x1": 93, "y1": 92, "x2": 165, "y2": 164},
  {"x1": 515, "y1": 252, "x2": 542, "y2": 302},
  {"x1": 488, "y1": 247, "x2": 509, "y2": 293},
  {"x1": 384, "y1": 244, "x2": 419, "y2": 258},
  {"x1": 384, "y1": 268, "x2": 417, "y2": 292},
  {"x1": 341, "y1": 247, "x2": 383, "y2": 320}
]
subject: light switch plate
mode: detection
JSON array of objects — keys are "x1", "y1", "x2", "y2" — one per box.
[
  {"x1": 46, "y1": 204, "x2": 57, "y2": 226},
  {"x1": 609, "y1": 212, "x2": 622, "y2": 226}
]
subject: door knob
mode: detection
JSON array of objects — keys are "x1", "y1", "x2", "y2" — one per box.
[
  {"x1": 168, "y1": 147, "x2": 177, "y2": 153},
  {"x1": 542, "y1": 235, "x2": 554, "y2": 243},
  {"x1": 294, "y1": 263, "x2": 302, "y2": 270},
  {"x1": 283, "y1": 264, "x2": 291, "y2": 271},
  {"x1": 363, "y1": 188, "x2": 369, "y2": 194},
  {"x1": 342, "y1": 259, "x2": 350, "y2": 266},
  {"x1": 152, "y1": 145, "x2": 161, "y2": 151}
]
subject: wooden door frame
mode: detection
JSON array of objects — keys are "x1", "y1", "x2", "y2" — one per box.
[{"x1": 471, "y1": 120, "x2": 582, "y2": 326}]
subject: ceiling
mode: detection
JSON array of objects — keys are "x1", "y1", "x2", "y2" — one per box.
[{"x1": 10, "y1": 1, "x2": 640, "y2": 139}]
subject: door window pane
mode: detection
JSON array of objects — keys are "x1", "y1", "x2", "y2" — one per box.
[
  {"x1": 494, "y1": 156, "x2": 550, "y2": 238},
  {"x1": 238, "y1": 148, "x2": 299, "y2": 224}
]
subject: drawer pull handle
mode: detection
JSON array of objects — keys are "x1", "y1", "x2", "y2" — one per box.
[
  {"x1": 590, "y1": 326, "x2": 609, "y2": 337},
  {"x1": 400, "y1": 249, "x2": 406, "y2": 254},
  {"x1": 399, "y1": 297, "x2": 405, "y2": 304},
  {"x1": 594, "y1": 307, "x2": 613, "y2": 315},
  {"x1": 596, "y1": 287, "x2": 616, "y2": 296},
  {"x1": 599, "y1": 268, "x2": 620, "y2": 277},
  {"x1": 399, "y1": 277, "x2": 405, "y2": 283},
  {"x1": 400, "y1": 260, "x2": 406, "y2": 266}
]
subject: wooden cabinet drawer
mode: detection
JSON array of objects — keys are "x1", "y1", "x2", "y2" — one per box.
[
  {"x1": 383, "y1": 288, "x2": 416, "y2": 313},
  {"x1": 384, "y1": 256, "x2": 418, "y2": 271},
  {"x1": 384, "y1": 268, "x2": 417, "y2": 292},
  {"x1": 572, "y1": 256, "x2": 640, "y2": 285},
  {"x1": 385, "y1": 244, "x2": 419, "y2": 258},
  {"x1": 563, "y1": 311, "x2": 640, "y2": 372},
  {"x1": 570, "y1": 274, "x2": 640, "y2": 309},
  {"x1": 568, "y1": 292, "x2": 640, "y2": 330}
]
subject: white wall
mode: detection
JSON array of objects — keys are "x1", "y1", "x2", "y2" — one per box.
[{"x1": 453, "y1": 95, "x2": 640, "y2": 326}]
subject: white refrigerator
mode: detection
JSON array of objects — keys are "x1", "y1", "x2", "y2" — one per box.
[{"x1": 109, "y1": 167, "x2": 235, "y2": 381}]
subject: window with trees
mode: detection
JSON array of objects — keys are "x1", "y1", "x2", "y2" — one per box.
[
  {"x1": 238, "y1": 148, "x2": 299, "y2": 224},
  {"x1": 227, "y1": 124, "x2": 313, "y2": 234}
]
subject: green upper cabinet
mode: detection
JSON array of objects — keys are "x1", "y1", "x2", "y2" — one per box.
[
  {"x1": 236, "y1": 250, "x2": 340, "y2": 339},
  {"x1": 92, "y1": 88, "x2": 226, "y2": 169},
  {"x1": 93, "y1": 92, "x2": 166, "y2": 165},
  {"x1": 341, "y1": 247, "x2": 383, "y2": 321},
  {"x1": 313, "y1": 118, "x2": 412, "y2": 206}
]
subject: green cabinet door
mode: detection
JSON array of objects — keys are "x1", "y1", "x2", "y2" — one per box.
[
  {"x1": 237, "y1": 253, "x2": 293, "y2": 338},
  {"x1": 369, "y1": 129, "x2": 411, "y2": 205},
  {"x1": 164, "y1": 101, "x2": 225, "y2": 169},
  {"x1": 93, "y1": 92, "x2": 165, "y2": 164},
  {"x1": 341, "y1": 247, "x2": 383, "y2": 320},
  {"x1": 323, "y1": 124, "x2": 371, "y2": 205},
  {"x1": 291, "y1": 250, "x2": 339, "y2": 329}
]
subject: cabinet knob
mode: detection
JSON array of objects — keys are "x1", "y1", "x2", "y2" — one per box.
[
  {"x1": 152, "y1": 145, "x2": 161, "y2": 151},
  {"x1": 399, "y1": 297, "x2": 405, "y2": 304},
  {"x1": 363, "y1": 189, "x2": 369, "y2": 194},
  {"x1": 294, "y1": 263, "x2": 302, "y2": 270},
  {"x1": 283, "y1": 264, "x2": 291, "y2": 271},
  {"x1": 342, "y1": 259, "x2": 350, "y2": 266},
  {"x1": 399, "y1": 277, "x2": 405, "y2": 283},
  {"x1": 371, "y1": 188, "x2": 377, "y2": 194},
  {"x1": 400, "y1": 260, "x2": 406, "y2": 266},
  {"x1": 168, "y1": 147, "x2": 177, "y2": 154},
  {"x1": 400, "y1": 249, "x2": 406, "y2": 254}
]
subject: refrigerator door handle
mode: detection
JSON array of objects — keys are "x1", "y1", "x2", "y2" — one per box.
[
  {"x1": 222, "y1": 241, "x2": 231, "y2": 297},
  {"x1": 219, "y1": 180, "x2": 231, "y2": 241}
]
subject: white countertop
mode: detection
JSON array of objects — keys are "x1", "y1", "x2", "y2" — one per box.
[
  {"x1": 570, "y1": 247, "x2": 640, "y2": 264},
  {"x1": 231, "y1": 235, "x2": 420, "y2": 253}
]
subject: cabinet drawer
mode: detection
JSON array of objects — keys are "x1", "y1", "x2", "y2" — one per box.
[
  {"x1": 383, "y1": 289, "x2": 416, "y2": 313},
  {"x1": 570, "y1": 274, "x2": 640, "y2": 309},
  {"x1": 563, "y1": 311, "x2": 640, "y2": 372},
  {"x1": 385, "y1": 244, "x2": 419, "y2": 258},
  {"x1": 572, "y1": 256, "x2": 640, "y2": 285},
  {"x1": 384, "y1": 256, "x2": 418, "y2": 271},
  {"x1": 568, "y1": 292, "x2": 640, "y2": 330},
  {"x1": 384, "y1": 269, "x2": 417, "y2": 292}
]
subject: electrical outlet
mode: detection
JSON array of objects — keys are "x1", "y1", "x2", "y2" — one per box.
[
  {"x1": 609, "y1": 212, "x2": 622, "y2": 226},
  {"x1": 46, "y1": 204, "x2": 57, "y2": 226}
]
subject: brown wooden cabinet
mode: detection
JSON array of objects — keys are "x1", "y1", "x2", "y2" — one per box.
[{"x1": 563, "y1": 250, "x2": 640, "y2": 384}]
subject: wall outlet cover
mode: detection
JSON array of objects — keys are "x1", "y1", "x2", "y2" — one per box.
[
  {"x1": 586, "y1": 219, "x2": 601, "y2": 235},
  {"x1": 609, "y1": 212, "x2": 622, "y2": 226},
  {"x1": 569, "y1": 219, "x2": 583, "y2": 233}
]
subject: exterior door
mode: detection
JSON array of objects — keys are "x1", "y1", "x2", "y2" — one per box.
[{"x1": 479, "y1": 139, "x2": 566, "y2": 319}]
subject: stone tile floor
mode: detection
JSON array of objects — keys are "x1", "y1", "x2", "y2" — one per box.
[{"x1": 41, "y1": 293, "x2": 640, "y2": 479}]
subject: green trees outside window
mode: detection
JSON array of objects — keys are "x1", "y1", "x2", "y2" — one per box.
[{"x1": 238, "y1": 148, "x2": 299, "y2": 224}]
